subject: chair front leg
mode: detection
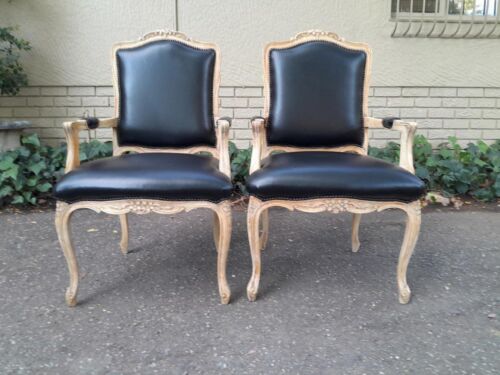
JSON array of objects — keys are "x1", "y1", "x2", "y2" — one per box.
[
  {"x1": 119, "y1": 214, "x2": 129, "y2": 254},
  {"x1": 259, "y1": 209, "x2": 269, "y2": 251},
  {"x1": 398, "y1": 205, "x2": 422, "y2": 304},
  {"x1": 351, "y1": 213, "x2": 362, "y2": 252},
  {"x1": 247, "y1": 197, "x2": 263, "y2": 301},
  {"x1": 215, "y1": 202, "x2": 232, "y2": 304},
  {"x1": 212, "y1": 212, "x2": 220, "y2": 253},
  {"x1": 55, "y1": 203, "x2": 79, "y2": 307}
]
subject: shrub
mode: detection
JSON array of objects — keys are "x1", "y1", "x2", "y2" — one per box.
[
  {"x1": 0, "y1": 26, "x2": 31, "y2": 96},
  {"x1": 0, "y1": 134, "x2": 111, "y2": 207}
]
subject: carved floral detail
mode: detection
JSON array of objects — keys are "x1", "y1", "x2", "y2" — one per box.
[
  {"x1": 294, "y1": 30, "x2": 345, "y2": 42},
  {"x1": 141, "y1": 30, "x2": 191, "y2": 41}
]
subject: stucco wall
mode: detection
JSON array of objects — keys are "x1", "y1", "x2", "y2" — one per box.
[{"x1": 1, "y1": 0, "x2": 499, "y2": 87}]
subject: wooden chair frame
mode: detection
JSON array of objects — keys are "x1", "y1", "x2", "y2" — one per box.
[
  {"x1": 247, "y1": 30, "x2": 422, "y2": 304},
  {"x1": 55, "y1": 30, "x2": 232, "y2": 307}
]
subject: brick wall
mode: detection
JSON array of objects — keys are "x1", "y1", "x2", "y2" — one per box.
[{"x1": 1, "y1": 86, "x2": 499, "y2": 148}]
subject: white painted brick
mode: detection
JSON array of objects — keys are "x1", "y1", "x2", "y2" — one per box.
[
  {"x1": 18, "y1": 87, "x2": 40, "y2": 96},
  {"x1": 232, "y1": 139, "x2": 250, "y2": 149},
  {"x1": 232, "y1": 119, "x2": 249, "y2": 129},
  {"x1": 68, "y1": 86, "x2": 95, "y2": 96},
  {"x1": 233, "y1": 129, "x2": 253, "y2": 139},
  {"x1": 428, "y1": 108, "x2": 455, "y2": 118},
  {"x1": 387, "y1": 97, "x2": 414, "y2": 107},
  {"x1": 0, "y1": 108, "x2": 13, "y2": 117},
  {"x1": 235, "y1": 87, "x2": 262, "y2": 97},
  {"x1": 372, "y1": 108, "x2": 399, "y2": 118},
  {"x1": 455, "y1": 130, "x2": 482, "y2": 138},
  {"x1": 234, "y1": 108, "x2": 261, "y2": 118},
  {"x1": 418, "y1": 119, "x2": 443, "y2": 129},
  {"x1": 482, "y1": 130, "x2": 500, "y2": 139},
  {"x1": 368, "y1": 97, "x2": 386, "y2": 107},
  {"x1": 218, "y1": 108, "x2": 233, "y2": 117},
  {"x1": 400, "y1": 108, "x2": 427, "y2": 118},
  {"x1": 33, "y1": 118, "x2": 56, "y2": 127},
  {"x1": 40, "y1": 128, "x2": 65, "y2": 138},
  {"x1": 455, "y1": 108, "x2": 482, "y2": 118},
  {"x1": 54, "y1": 97, "x2": 82, "y2": 106},
  {"x1": 219, "y1": 87, "x2": 234, "y2": 97},
  {"x1": 457, "y1": 88, "x2": 483, "y2": 97},
  {"x1": 374, "y1": 87, "x2": 401, "y2": 97},
  {"x1": 414, "y1": 97, "x2": 442, "y2": 107},
  {"x1": 95, "y1": 107, "x2": 115, "y2": 117},
  {"x1": 41, "y1": 87, "x2": 67, "y2": 96},
  {"x1": 429, "y1": 87, "x2": 456, "y2": 97},
  {"x1": 484, "y1": 88, "x2": 500, "y2": 97},
  {"x1": 442, "y1": 98, "x2": 468, "y2": 107},
  {"x1": 483, "y1": 109, "x2": 500, "y2": 119},
  {"x1": 469, "y1": 98, "x2": 496, "y2": 107},
  {"x1": 221, "y1": 97, "x2": 247, "y2": 107},
  {"x1": 40, "y1": 107, "x2": 67, "y2": 117},
  {"x1": 0, "y1": 97, "x2": 27, "y2": 106},
  {"x1": 471, "y1": 119, "x2": 496, "y2": 129},
  {"x1": 248, "y1": 97, "x2": 264, "y2": 108},
  {"x1": 369, "y1": 139, "x2": 390, "y2": 148},
  {"x1": 372, "y1": 129, "x2": 400, "y2": 139},
  {"x1": 428, "y1": 129, "x2": 452, "y2": 139},
  {"x1": 96, "y1": 87, "x2": 114, "y2": 96},
  {"x1": 81, "y1": 96, "x2": 109, "y2": 106},
  {"x1": 13, "y1": 108, "x2": 40, "y2": 117},
  {"x1": 402, "y1": 87, "x2": 428, "y2": 97},
  {"x1": 443, "y1": 119, "x2": 469, "y2": 129},
  {"x1": 27, "y1": 97, "x2": 54, "y2": 106},
  {"x1": 68, "y1": 107, "x2": 94, "y2": 117}
]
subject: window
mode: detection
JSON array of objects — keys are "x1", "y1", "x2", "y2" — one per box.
[{"x1": 391, "y1": 0, "x2": 500, "y2": 38}]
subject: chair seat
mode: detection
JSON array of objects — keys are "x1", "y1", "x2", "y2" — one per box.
[
  {"x1": 54, "y1": 153, "x2": 232, "y2": 203},
  {"x1": 246, "y1": 152, "x2": 425, "y2": 202}
]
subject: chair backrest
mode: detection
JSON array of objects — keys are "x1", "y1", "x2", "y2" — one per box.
[
  {"x1": 112, "y1": 31, "x2": 219, "y2": 148},
  {"x1": 264, "y1": 31, "x2": 371, "y2": 148}
]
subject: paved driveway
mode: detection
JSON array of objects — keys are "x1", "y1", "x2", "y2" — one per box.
[{"x1": 0, "y1": 206, "x2": 499, "y2": 374}]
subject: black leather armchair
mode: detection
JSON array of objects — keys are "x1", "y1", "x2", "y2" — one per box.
[
  {"x1": 53, "y1": 31, "x2": 233, "y2": 306},
  {"x1": 245, "y1": 31, "x2": 425, "y2": 304}
]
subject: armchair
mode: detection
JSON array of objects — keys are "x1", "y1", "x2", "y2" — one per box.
[
  {"x1": 245, "y1": 31, "x2": 425, "y2": 304},
  {"x1": 54, "y1": 31, "x2": 233, "y2": 306}
]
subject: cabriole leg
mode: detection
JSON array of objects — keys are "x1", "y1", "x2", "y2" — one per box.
[
  {"x1": 247, "y1": 197, "x2": 262, "y2": 301},
  {"x1": 397, "y1": 207, "x2": 422, "y2": 304},
  {"x1": 213, "y1": 212, "x2": 220, "y2": 253},
  {"x1": 259, "y1": 208, "x2": 269, "y2": 251},
  {"x1": 215, "y1": 202, "x2": 232, "y2": 304},
  {"x1": 55, "y1": 203, "x2": 78, "y2": 307},
  {"x1": 351, "y1": 213, "x2": 361, "y2": 252}
]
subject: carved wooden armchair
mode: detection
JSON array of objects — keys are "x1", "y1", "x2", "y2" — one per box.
[
  {"x1": 245, "y1": 31, "x2": 426, "y2": 304},
  {"x1": 53, "y1": 31, "x2": 233, "y2": 306}
]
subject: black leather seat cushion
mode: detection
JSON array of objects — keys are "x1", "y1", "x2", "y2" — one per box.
[
  {"x1": 54, "y1": 153, "x2": 232, "y2": 203},
  {"x1": 247, "y1": 152, "x2": 425, "y2": 202},
  {"x1": 268, "y1": 41, "x2": 366, "y2": 147},
  {"x1": 116, "y1": 40, "x2": 216, "y2": 148}
]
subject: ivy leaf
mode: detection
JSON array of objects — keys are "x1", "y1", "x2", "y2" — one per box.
[
  {"x1": 0, "y1": 156, "x2": 15, "y2": 171},
  {"x1": 21, "y1": 133, "x2": 41, "y2": 148},
  {"x1": 0, "y1": 185, "x2": 13, "y2": 198},
  {"x1": 28, "y1": 160, "x2": 46, "y2": 175},
  {"x1": 36, "y1": 182, "x2": 52, "y2": 193},
  {"x1": 11, "y1": 195, "x2": 24, "y2": 204}
]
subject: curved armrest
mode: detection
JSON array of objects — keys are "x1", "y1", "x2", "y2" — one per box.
[
  {"x1": 63, "y1": 117, "x2": 118, "y2": 172},
  {"x1": 365, "y1": 117, "x2": 417, "y2": 173},
  {"x1": 250, "y1": 116, "x2": 267, "y2": 174},
  {"x1": 215, "y1": 117, "x2": 231, "y2": 177}
]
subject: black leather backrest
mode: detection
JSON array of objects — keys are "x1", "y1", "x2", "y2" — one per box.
[
  {"x1": 268, "y1": 41, "x2": 367, "y2": 147},
  {"x1": 116, "y1": 40, "x2": 216, "y2": 148}
]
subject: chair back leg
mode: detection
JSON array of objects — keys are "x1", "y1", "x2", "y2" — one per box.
[
  {"x1": 119, "y1": 214, "x2": 129, "y2": 254},
  {"x1": 259, "y1": 209, "x2": 270, "y2": 251},
  {"x1": 351, "y1": 213, "x2": 362, "y2": 252}
]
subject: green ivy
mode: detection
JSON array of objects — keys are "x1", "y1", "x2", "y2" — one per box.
[
  {"x1": 0, "y1": 133, "x2": 111, "y2": 207},
  {"x1": 0, "y1": 134, "x2": 499, "y2": 207}
]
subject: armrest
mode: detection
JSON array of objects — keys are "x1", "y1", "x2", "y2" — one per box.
[
  {"x1": 215, "y1": 117, "x2": 231, "y2": 178},
  {"x1": 250, "y1": 116, "x2": 267, "y2": 174},
  {"x1": 364, "y1": 117, "x2": 417, "y2": 173},
  {"x1": 63, "y1": 117, "x2": 118, "y2": 173}
]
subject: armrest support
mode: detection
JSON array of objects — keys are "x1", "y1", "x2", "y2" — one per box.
[
  {"x1": 63, "y1": 117, "x2": 118, "y2": 173},
  {"x1": 216, "y1": 117, "x2": 231, "y2": 178},
  {"x1": 365, "y1": 117, "x2": 417, "y2": 173},
  {"x1": 250, "y1": 116, "x2": 267, "y2": 174}
]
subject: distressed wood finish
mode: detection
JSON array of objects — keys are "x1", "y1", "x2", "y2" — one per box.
[
  {"x1": 55, "y1": 31, "x2": 232, "y2": 306},
  {"x1": 247, "y1": 30, "x2": 422, "y2": 304}
]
